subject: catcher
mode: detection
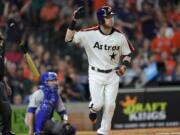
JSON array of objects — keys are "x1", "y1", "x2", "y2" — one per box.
[{"x1": 25, "y1": 72, "x2": 76, "y2": 135}]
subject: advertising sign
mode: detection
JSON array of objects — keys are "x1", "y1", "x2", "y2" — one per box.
[{"x1": 112, "y1": 87, "x2": 180, "y2": 129}]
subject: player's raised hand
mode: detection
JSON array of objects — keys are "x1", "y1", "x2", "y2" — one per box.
[
  {"x1": 116, "y1": 65, "x2": 126, "y2": 76},
  {"x1": 73, "y1": 7, "x2": 85, "y2": 21},
  {"x1": 7, "y1": 18, "x2": 21, "y2": 43}
]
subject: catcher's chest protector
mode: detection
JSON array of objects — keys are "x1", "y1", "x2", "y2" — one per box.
[{"x1": 35, "y1": 86, "x2": 59, "y2": 132}]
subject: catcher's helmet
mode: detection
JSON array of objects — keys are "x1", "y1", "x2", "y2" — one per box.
[
  {"x1": 40, "y1": 72, "x2": 57, "y2": 85},
  {"x1": 96, "y1": 6, "x2": 116, "y2": 24}
]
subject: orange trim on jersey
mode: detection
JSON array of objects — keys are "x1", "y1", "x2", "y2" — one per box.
[
  {"x1": 113, "y1": 27, "x2": 123, "y2": 33},
  {"x1": 113, "y1": 27, "x2": 135, "y2": 52},
  {"x1": 127, "y1": 40, "x2": 135, "y2": 52},
  {"x1": 80, "y1": 26, "x2": 99, "y2": 31}
]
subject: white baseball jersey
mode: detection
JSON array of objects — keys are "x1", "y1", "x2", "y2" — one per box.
[{"x1": 72, "y1": 26, "x2": 134, "y2": 70}]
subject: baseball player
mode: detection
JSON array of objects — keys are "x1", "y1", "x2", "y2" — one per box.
[
  {"x1": 65, "y1": 6, "x2": 135, "y2": 135},
  {"x1": 0, "y1": 32, "x2": 15, "y2": 135},
  {"x1": 26, "y1": 72, "x2": 76, "y2": 135}
]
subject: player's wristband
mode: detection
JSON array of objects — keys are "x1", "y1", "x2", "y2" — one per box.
[
  {"x1": 68, "y1": 20, "x2": 76, "y2": 30},
  {"x1": 122, "y1": 60, "x2": 131, "y2": 68}
]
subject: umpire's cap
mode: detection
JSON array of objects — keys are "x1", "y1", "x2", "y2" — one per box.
[{"x1": 96, "y1": 6, "x2": 116, "y2": 24}]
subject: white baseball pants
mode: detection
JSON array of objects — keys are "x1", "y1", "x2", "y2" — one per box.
[{"x1": 88, "y1": 67, "x2": 119, "y2": 135}]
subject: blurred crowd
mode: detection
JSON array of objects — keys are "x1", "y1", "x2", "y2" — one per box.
[{"x1": 0, "y1": 0, "x2": 179, "y2": 105}]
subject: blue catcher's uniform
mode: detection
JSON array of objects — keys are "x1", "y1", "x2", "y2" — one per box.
[
  {"x1": 35, "y1": 85, "x2": 59, "y2": 132},
  {"x1": 27, "y1": 72, "x2": 68, "y2": 134}
]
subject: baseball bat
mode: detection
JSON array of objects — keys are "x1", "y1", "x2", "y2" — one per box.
[
  {"x1": 20, "y1": 41, "x2": 40, "y2": 78},
  {"x1": 8, "y1": 20, "x2": 40, "y2": 78},
  {"x1": 24, "y1": 53, "x2": 40, "y2": 78}
]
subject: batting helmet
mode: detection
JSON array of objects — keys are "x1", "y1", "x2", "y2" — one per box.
[
  {"x1": 96, "y1": 6, "x2": 116, "y2": 24},
  {"x1": 40, "y1": 72, "x2": 57, "y2": 85}
]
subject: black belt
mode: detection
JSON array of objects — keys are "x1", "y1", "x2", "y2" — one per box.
[{"x1": 91, "y1": 66, "x2": 113, "y2": 73}]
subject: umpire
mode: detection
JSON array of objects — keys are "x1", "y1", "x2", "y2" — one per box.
[{"x1": 0, "y1": 32, "x2": 15, "y2": 135}]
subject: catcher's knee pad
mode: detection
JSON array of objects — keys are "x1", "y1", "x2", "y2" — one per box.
[{"x1": 89, "y1": 102, "x2": 103, "y2": 113}]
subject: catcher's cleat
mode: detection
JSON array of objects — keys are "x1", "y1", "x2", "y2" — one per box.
[{"x1": 89, "y1": 112, "x2": 97, "y2": 124}]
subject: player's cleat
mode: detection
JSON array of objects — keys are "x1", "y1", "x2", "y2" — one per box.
[
  {"x1": 89, "y1": 112, "x2": 97, "y2": 124},
  {"x1": 97, "y1": 134, "x2": 104, "y2": 135}
]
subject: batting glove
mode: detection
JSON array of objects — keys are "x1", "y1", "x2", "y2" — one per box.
[{"x1": 73, "y1": 7, "x2": 85, "y2": 21}]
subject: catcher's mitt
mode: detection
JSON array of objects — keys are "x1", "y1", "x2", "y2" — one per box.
[{"x1": 61, "y1": 123, "x2": 76, "y2": 135}]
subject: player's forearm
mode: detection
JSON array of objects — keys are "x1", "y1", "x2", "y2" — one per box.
[
  {"x1": 27, "y1": 112, "x2": 35, "y2": 133},
  {"x1": 65, "y1": 18, "x2": 77, "y2": 42},
  {"x1": 65, "y1": 29, "x2": 75, "y2": 42}
]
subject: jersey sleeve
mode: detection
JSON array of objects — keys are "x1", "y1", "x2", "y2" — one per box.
[
  {"x1": 28, "y1": 90, "x2": 44, "y2": 112},
  {"x1": 56, "y1": 96, "x2": 66, "y2": 112},
  {"x1": 121, "y1": 35, "x2": 134, "y2": 55}
]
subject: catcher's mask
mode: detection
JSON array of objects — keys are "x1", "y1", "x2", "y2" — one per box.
[
  {"x1": 40, "y1": 72, "x2": 57, "y2": 85},
  {"x1": 96, "y1": 6, "x2": 116, "y2": 25}
]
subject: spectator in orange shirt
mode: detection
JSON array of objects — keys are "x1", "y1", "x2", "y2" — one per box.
[
  {"x1": 171, "y1": 3, "x2": 180, "y2": 25},
  {"x1": 40, "y1": 0, "x2": 60, "y2": 22},
  {"x1": 161, "y1": 52, "x2": 176, "y2": 76},
  {"x1": 151, "y1": 25, "x2": 173, "y2": 58},
  {"x1": 93, "y1": 0, "x2": 108, "y2": 11},
  {"x1": 171, "y1": 24, "x2": 180, "y2": 54}
]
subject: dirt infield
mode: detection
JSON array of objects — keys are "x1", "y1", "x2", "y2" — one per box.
[{"x1": 77, "y1": 127, "x2": 180, "y2": 135}]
